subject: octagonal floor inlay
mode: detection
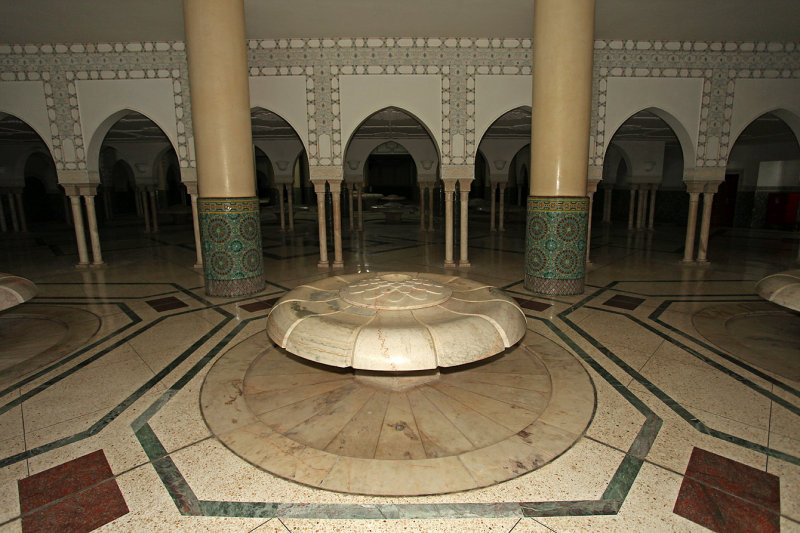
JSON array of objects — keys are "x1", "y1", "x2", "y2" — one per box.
[{"x1": 201, "y1": 330, "x2": 595, "y2": 496}]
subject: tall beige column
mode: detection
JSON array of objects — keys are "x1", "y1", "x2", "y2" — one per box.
[
  {"x1": 490, "y1": 183, "x2": 497, "y2": 231},
  {"x1": 525, "y1": 0, "x2": 594, "y2": 295},
  {"x1": 185, "y1": 0, "x2": 264, "y2": 296},
  {"x1": 419, "y1": 183, "x2": 426, "y2": 230},
  {"x1": 141, "y1": 189, "x2": 151, "y2": 233},
  {"x1": 647, "y1": 183, "x2": 658, "y2": 230},
  {"x1": 8, "y1": 193, "x2": 19, "y2": 232},
  {"x1": 627, "y1": 186, "x2": 637, "y2": 230},
  {"x1": 286, "y1": 183, "x2": 294, "y2": 232},
  {"x1": 681, "y1": 184, "x2": 703, "y2": 263},
  {"x1": 348, "y1": 183, "x2": 355, "y2": 232},
  {"x1": 458, "y1": 178, "x2": 472, "y2": 268},
  {"x1": 0, "y1": 195, "x2": 6, "y2": 232},
  {"x1": 312, "y1": 179, "x2": 329, "y2": 268},
  {"x1": 696, "y1": 182, "x2": 721, "y2": 263},
  {"x1": 83, "y1": 194, "x2": 104, "y2": 266},
  {"x1": 498, "y1": 183, "x2": 506, "y2": 232},
  {"x1": 148, "y1": 187, "x2": 159, "y2": 233},
  {"x1": 330, "y1": 180, "x2": 344, "y2": 269},
  {"x1": 68, "y1": 194, "x2": 90, "y2": 266},
  {"x1": 14, "y1": 192, "x2": 27, "y2": 232},
  {"x1": 278, "y1": 184, "x2": 286, "y2": 232},
  {"x1": 427, "y1": 185, "x2": 434, "y2": 231},
  {"x1": 443, "y1": 179, "x2": 456, "y2": 268}
]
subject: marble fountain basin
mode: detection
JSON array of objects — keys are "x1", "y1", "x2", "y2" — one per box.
[{"x1": 266, "y1": 272, "x2": 527, "y2": 372}]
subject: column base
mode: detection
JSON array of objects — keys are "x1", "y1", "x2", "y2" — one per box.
[
  {"x1": 74, "y1": 263, "x2": 90, "y2": 270},
  {"x1": 524, "y1": 275, "x2": 585, "y2": 296},
  {"x1": 90, "y1": 262, "x2": 106, "y2": 269},
  {"x1": 458, "y1": 261, "x2": 471, "y2": 268},
  {"x1": 444, "y1": 261, "x2": 456, "y2": 268},
  {"x1": 206, "y1": 276, "x2": 265, "y2": 298},
  {"x1": 193, "y1": 263, "x2": 204, "y2": 270},
  {"x1": 318, "y1": 261, "x2": 330, "y2": 269},
  {"x1": 696, "y1": 259, "x2": 710, "y2": 266},
  {"x1": 679, "y1": 259, "x2": 696, "y2": 265},
  {"x1": 332, "y1": 261, "x2": 344, "y2": 269}
]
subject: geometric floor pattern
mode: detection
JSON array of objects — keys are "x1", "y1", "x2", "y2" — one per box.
[{"x1": 0, "y1": 217, "x2": 798, "y2": 531}]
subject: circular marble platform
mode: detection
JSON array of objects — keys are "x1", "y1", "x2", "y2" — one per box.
[
  {"x1": 693, "y1": 302, "x2": 800, "y2": 381},
  {"x1": 201, "y1": 329, "x2": 595, "y2": 496},
  {"x1": 756, "y1": 269, "x2": 800, "y2": 312},
  {"x1": 267, "y1": 272, "x2": 527, "y2": 371}
]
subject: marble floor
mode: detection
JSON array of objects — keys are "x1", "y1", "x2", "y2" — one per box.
[{"x1": 1, "y1": 212, "x2": 799, "y2": 532}]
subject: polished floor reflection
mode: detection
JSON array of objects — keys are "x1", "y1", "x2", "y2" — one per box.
[{"x1": 0, "y1": 213, "x2": 798, "y2": 532}]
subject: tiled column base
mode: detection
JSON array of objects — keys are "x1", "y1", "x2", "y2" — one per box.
[
  {"x1": 524, "y1": 196, "x2": 588, "y2": 295},
  {"x1": 198, "y1": 197, "x2": 265, "y2": 297}
]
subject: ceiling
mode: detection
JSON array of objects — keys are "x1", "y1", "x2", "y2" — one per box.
[{"x1": 1, "y1": 0, "x2": 799, "y2": 44}]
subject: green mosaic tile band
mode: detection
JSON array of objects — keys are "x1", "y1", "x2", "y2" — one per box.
[
  {"x1": 525, "y1": 196, "x2": 588, "y2": 296},
  {"x1": 198, "y1": 197, "x2": 265, "y2": 297}
]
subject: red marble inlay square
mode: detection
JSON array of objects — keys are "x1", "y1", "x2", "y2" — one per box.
[
  {"x1": 18, "y1": 450, "x2": 113, "y2": 513},
  {"x1": 673, "y1": 447, "x2": 780, "y2": 533},
  {"x1": 603, "y1": 294, "x2": 646, "y2": 310},
  {"x1": 514, "y1": 298, "x2": 553, "y2": 312},
  {"x1": 145, "y1": 296, "x2": 188, "y2": 312},
  {"x1": 21, "y1": 479, "x2": 129, "y2": 533},
  {"x1": 240, "y1": 297, "x2": 280, "y2": 312}
]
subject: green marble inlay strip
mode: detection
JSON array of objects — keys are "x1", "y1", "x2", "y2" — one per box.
[{"x1": 649, "y1": 300, "x2": 800, "y2": 399}]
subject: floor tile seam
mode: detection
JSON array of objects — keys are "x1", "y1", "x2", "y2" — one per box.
[
  {"x1": 22, "y1": 405, "x2": 111, "y2": 437},
  {"x1": 587, "y1": 305, "x2": 800, "y2": 415}
]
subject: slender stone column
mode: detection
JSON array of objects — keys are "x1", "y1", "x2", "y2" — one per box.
[
  {"x1": 602, "y1": 184, "x2": 612, "y2": 223},
  {"x1": 696, "y1": 182, "x2": 721, "y2": 263},
  {"x1": 525, "y1": 0, "x2": 594, "y2": 295},
  {"x1": 312, "y1": 179, "x2": 329, "y2": 268},
  {"x1": 498, "y1": 183, "x2": 506, "y2": 232},
  {"x1": 419, "y1": 183, "x2": 426, "y2": 230},
  {"x1": 357, "y1": 183, "x2": 364, "y2": 231},
  {"x1": 148, "y1": 187, "x2": 159, "y2": 233},
  {"x1": 443, "y1": 179, "x2": 456, "y2": 268},
  {"x1": 0, "y1": 195, "x2": 6, "y2": 232},
  {"x1": 348, "y1": 183, "x2": 355, "y2": 232},
  {"x1": 14, "y1": 192, "x2": 27, "y2": 232},
  {"x1": 490, "y1": 183, "x2": 497, "y2": 231},
  {"x1": 427, "y1": 185, "x2": 434, "y2": 231},
  {"x1": 329, "y1": 179, "x2": 344, "y2": 269},
  {"x1": 83, "y1": 194, "x2": 104, "y2": 266},
  {"x1": 183, "y1": 179, "x2": 203, "y2": 268},
  {"x1": 585, "y1": 177, "x2": 601, "y2": 265},
  {"x1": 185, "y1": 0, "x2": 264, "y2": 296},
  {"x1": 68, "y1": 195, "x2": 90, "y2": 266},
  {"x1": 141, "y1": 189, "x2": 151, "y2": 233},
  {"x1": 277, "y1": 184, "x2": 286, "y2": 232},
  {"x1": 286, "y1": 183, "x2": 294, "y2": 232},
  {"x1": 681, "y1": 189, "x2": 701, "y2": 263},
  {"x1": 8, "y1": 193, "x2": 19, "y2": 232},
  {"x1": 627, "y1": 185, "x2": 637, "y2": 230},
  {"x1": 458, "y1": 178, "x2": 472, "y2": 268},
  {"x1": 638, "y1": 187, "x2": 649, "y2": 230},
  {"x1": 647, "y1": 184, "x2": 658, "y2": 230}
]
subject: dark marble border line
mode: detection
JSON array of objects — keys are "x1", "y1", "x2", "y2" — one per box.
[
  {"x1": 649, "y1": 300, "x2": 800, "y2": 399},
  {"x1": 0, "y1": 302, "x2": 141, "y2": 405},
  {"x1": 0, "y1": 314, "x2": 234, "y2": 469},
  {"x1": 560, "y1": 309, "x2": 800, "y2": 467}
]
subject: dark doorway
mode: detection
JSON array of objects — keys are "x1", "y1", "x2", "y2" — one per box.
[{"x1": 712, "y1": 173, "x2": 739, "y2": 227}]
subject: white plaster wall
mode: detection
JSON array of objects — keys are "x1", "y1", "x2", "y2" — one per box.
[
  {"x1": 344, "y1": 137, "x2": 439, "y2": 181},
  {"x1": 477, "y1": 137, "x2": 530, "y2": 181},
  {"x1": 249, "y1": 76, "x2": 309, "y2": 151},
  {"x1": 77, "y1": 79, "x2": 177, "y2": 169},
  {"x1": 757, "y1": 160, "x2": 800, "y2": 188},
  {"x1": 729, "y1": 79, "x2": 800, "y2": 147},
  {"x1": 0, "y1": 81, "x2": 53, "y2": 152},
  {"x1": 339, "y1": 75, "x2": 442, "y2": 152},
  {"x1": 605, "y1": 77, "x2": 703, "y2": 165},
  {"x1": 474, "y1": 75, "x2": 531, "y2": 143},
  {"x1": 613, "y1": 140, "x2": 665, "y2": 181}
]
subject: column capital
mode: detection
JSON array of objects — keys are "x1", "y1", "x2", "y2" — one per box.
[
  {"x1": 586, "y1": 177, "x2": 601, "y2": 194},
  {"x1": 685, "y1": 166, "x2": 725, "y2": 182},
  {"x1": 441, "y1": 177, "x2": 458, "y2": 192},
  {"x1": 61, "y1": 183, "x2": 99, "y2": 197},
  {"x1": 684, "y1": 180, "x2": 710, "y2": 194},
  {"x1": 180, "y1": 167, "x2": 198, "y2": 182},
  {"x1": 441, "y1": 165, "x2": 474, "y2": 180},
  {"x1": 310, "y1": 165, "x2": 343, "y2": 181},
  {"x1": 183, "y1": 180, "x2": 199, "y2": 195},
  {"x1": 58, "y1": 170, "x2": 98, "y2": 185}
]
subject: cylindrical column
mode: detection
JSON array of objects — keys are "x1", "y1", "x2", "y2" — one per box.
[
  {"x1": 638, "y1": 187, "x2": 648, "y2": 230},
  {"x1": 149, "y1": 188, "x2": 159, "y2": 233},
  {"x1": 185, "y1": 0, "x2": 264, "y2": 297},
  {"x1": 0, "y1": 195, "x2": 7, "y2": 232},
  {"x1": 330, "y1": 181, "x2": 344, "y2": 269},
  {"x1": 69, "y1": 195, "x2": 90, "y2": 266},
  {"x1": 348, "y1": 183, "x2": 355, "y2": 232},
  {"x1": 15, "y1": 193, "x2": 27, "y2": 232},
  {"x1": 603, "y1": 186, "x2": 612, "y2": 223},
  {"x1": 525, "y1": 0, "x2": 594, "y2": 295},
  {"x1": 287, "y1": 183, "x2": 294, "y2": 232},
  {"x1": 419, "y1": 183, "x2": 425, "y2": 231},
  {"x1": 697, "y1": 192, "x2": 715, "y2": 263},
  {"x1": 314, "y1": 184, "x2": 329, "y2": 268},
  {"x1": 627, "y1": 186, "x2": 637, "y2": 230},
  {"x1": 190, "y1": 192, "x2": 203, "y2": 268},
  {"x1": 459, "y1": 182, "x2": 471, "y2": 268},
  {"x1": 83, "y1": 195, "x2": 104, "y2": 266},
  {"x1": 682, "y1": 192, "x2": 701, "y2": 263},
  {"x1": 8, "y1": 193, "x2": 19, "y2": 232},
  {"x1": 278, "y1": 185, "x2": 286, "y2": 232},
  {"x1": 444, "y1": 184, "x2": 455, "y2": 267},
  {"x1": 498, "y1": 184, "x2": 506, "y2": 232},
  {"x1": 357, "y1": 184, "x2": 363, "y2": 231},
  {"x1": 427, "y1": 186, "x2": 434, "y2": 231},
  {"x1": 490, "y1": 183, "x2": 497, "y2": 232},
  {"x1": 648, "y1": 185, "x2": 657, "y2": 230},
  {"x1": 141, "y1": 189, "x2": 151, "y2": 233}
]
